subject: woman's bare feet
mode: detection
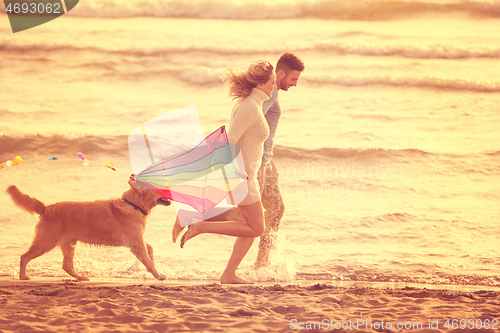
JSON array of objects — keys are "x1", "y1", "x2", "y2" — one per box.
[
  {"x1": 172, "y1": 216, "x2": 184, "y2": 243},
  {"x1": 220, "y1": 272, "x2": 254, "y2": 284},
  {"x1": 180, "y1": 224, "x2": 201, "y2": 248}
]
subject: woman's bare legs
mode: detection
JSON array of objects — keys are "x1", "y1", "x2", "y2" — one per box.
[
  {"x1": 172, "y1": 208, "x2": 244, "y2": 243},
  {"x1": 221, "y1": 237, "x2": 255, "y2": 284},
  {"x1": 179, "y1": 201, "x2": 265, "y2": 284},
  {"x1": 180, "y1": 201, "x2": 264, "y2": 245},
  {"x1": 172, "y1": 215, "x2": 184, "y2": 243}
]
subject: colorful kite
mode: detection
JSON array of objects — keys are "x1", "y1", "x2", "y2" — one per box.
[{"x1": 133, "y1": 126, "x2": 247, "y2": 215}]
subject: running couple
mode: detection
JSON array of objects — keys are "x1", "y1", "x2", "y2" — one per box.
[{"x1": 172, "y1": 52, "x2": 305, "y2": 284}]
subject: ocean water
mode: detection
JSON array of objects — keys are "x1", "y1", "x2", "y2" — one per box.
[{"x1": 1, "y1": 0, "x2": 500, "y2": 287}]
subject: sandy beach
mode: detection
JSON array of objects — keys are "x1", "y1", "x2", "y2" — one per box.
[{"x1": 1, "y1": 280, "x2": 499, "y2": 332}]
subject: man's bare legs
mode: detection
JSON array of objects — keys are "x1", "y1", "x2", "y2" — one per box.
[
  {"x1": 254, "y1": 193, "x2": 284, "y2": 268},
  {"x1": 255, "y1": 247, "x2": 271, "y2": 269},
  {"x1": 255, "y1": 160, "x2": 285, "y2": 268}
]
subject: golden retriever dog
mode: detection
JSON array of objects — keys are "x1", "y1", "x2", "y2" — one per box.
[{"x1": 6, "y1": 179, "x2": 171, "y2": 281}]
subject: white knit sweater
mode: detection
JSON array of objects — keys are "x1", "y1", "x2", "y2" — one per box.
[{"x1": 228, "y1": 88, "x2": 270, "y2": 204}]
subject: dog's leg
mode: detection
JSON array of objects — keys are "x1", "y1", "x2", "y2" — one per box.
[
  {"x1": 20, "y1": 221, "x2": 60, "y2": 280},
  {"x1": 130, "y1": 242, "x2": 165, "y2": 281},
  {"x1": 61, "y1": 239, "x2": 89, "y2": 281},
  {"x1": 145, "y1": 243, "x2": 155, "y2": 265}
]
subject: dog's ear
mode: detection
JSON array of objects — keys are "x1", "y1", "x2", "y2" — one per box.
[{"x1": 128, "y1": 179, "x2": 144, "y2": 192}]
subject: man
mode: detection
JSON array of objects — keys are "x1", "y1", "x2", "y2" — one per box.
[{"x1": 254, "y1": 52, "x2": 305, "y2": 268}]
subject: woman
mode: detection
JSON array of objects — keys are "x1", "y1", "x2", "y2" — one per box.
[{"x1": 174, "y1": 60, "x2": 276, "y2": 284}]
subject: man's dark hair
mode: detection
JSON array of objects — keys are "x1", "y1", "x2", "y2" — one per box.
[{"x1": 276, "y1": 52, "x2": 305, "y2": 74}]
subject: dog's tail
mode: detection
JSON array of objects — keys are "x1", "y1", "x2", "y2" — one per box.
[{"x1": 6, "y1": 185, "x2": 45, "y2": 216}]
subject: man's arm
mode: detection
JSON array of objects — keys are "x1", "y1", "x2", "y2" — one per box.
[{"x1": 261, "y1": 89, "x2": 281, "y2": 166}]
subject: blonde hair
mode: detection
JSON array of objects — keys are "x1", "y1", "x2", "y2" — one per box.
[{"x1": 222, "y1": 60, "x2": 274, "y2": 100}]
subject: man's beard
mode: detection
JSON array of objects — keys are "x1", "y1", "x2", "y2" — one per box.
[{"x1": 280, "y1": 79, "x2": 289, "y2": 91}]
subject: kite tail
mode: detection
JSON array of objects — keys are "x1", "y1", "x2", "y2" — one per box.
[{"x1": 6, "y1": 185, "x2": 46, "y2": 216}]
